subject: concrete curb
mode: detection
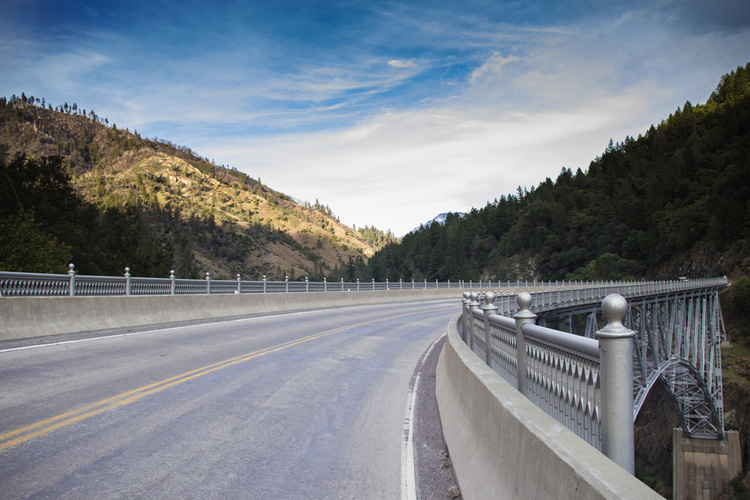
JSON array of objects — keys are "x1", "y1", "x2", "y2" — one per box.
[
  {"x1": 0, "y1": 289, "x2": 463, "y2": 342},
  {"x1": 435, "y1": 313, "x2": 663, "y2": 500}
]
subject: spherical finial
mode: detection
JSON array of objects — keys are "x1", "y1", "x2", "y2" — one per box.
[
  {"x1": 463, "y1": 291, "x2": 471, "y2": 301},
  {"x1": 483, "y1": 290, "x2": 498, "y2": 311},
  {"x1": 602, "y1": 294, "x2": 628, "y2": 330},
  {"x1": 516, "y1": 292, "x2": 532, "y2": 311}
]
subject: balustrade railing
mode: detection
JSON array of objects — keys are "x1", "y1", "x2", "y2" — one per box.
[
  {"x1": 459, "y1": 278, "x2": 729, "y2": 474},
  {"x1": 1, "y1": 264, "x2": 725, "y2": 298}
]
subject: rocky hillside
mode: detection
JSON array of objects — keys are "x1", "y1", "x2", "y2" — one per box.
[{"x1": 0, "y1": 97, "x2": 379, "y2": 279}]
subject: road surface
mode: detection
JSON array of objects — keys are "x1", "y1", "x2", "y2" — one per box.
[{"x1": 0, "y1": 299, "x2": 460, "y2": 499}]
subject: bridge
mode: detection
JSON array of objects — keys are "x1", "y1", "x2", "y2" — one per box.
[
  {"x1": 0, "y1": 270, "x2": 741, "y2": 499},
  {"x1": 448, "y1": 277, "x2": 741, "y2": 499}
]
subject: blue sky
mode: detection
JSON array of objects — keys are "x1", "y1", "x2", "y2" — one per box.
[{"x1": 2, "y1": 0, "x2": 749, "y2": 235}]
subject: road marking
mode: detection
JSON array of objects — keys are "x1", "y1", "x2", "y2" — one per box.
[
  {"x1": 401, "y1": 333, "x2": 445, "y2": 500},
  {"x1": 0, "y1": 305, "x2": 455, "y2": 452}
]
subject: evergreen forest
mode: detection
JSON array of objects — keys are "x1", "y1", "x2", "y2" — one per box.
[{"x1": 364, "y1": 63, "x2": 750, "y2": 284}]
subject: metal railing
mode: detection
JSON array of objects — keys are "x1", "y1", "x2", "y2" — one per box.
[
  {"x1": 459, "y1": 276, "x2": 729, "y2": 474},
  {"x1": 2, "y1": 264, "x2": 722, "y2": 298}
]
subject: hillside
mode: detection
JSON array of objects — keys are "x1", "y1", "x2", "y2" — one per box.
[
  {"x1": 0, "y1": 97, "x2": 387, "y2": 279},
  {"x1": 365, "y1": 63, "x2": 750, "y2": 284}
]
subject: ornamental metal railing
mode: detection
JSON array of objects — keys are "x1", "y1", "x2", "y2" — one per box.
[
  {"x1": 459, "y1": 276, "x2": 729, "y2": 475},
  {"x1": 1, "y1": 263, "x2": 719, "y2": 297}
]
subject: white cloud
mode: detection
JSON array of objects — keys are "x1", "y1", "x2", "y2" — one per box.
[
  {"x1": 210, "y1": 82, "x2": 659, "y2": 235},
  {"x1": 388, "y1": 59, "x2": 416, "y2": 69},
  {"x1": 469, "y1": 52, "x2": 519, "y2": 83},
  {"x1": 3, "y1": 1, "x2": 749, "y2": 239},
  {"x1": 207, "y1": 6, "x2": 750, "y2": 236}
]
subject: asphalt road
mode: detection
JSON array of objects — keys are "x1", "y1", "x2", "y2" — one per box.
[{"x1": 0, "y1": 299, "x2": 460, "y2": 499}]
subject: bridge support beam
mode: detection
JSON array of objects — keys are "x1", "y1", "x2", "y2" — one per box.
[{"x1": 672, "y1": 428, "x2": 741, "y2": 500}]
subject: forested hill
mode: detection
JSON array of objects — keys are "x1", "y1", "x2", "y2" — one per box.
[
  {"x1": 0, "y1": 96, "x2": 395, "y2": 279},
  {"x1": 365, "y1": 63, "x2": 750, "y2": 283}
]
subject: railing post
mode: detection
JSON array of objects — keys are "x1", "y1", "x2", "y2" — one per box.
[
  {"x1": 341, "y1": 278, "x2": 344, "y2": 291},
  {"x1": 237, "y1": 273, "x2": 242, "y2": 294},
  {"x1": 412, "y1": 278, "x2": 415, "y2": 290},
  {"x1": 324, "y1": 277, "x2": 327, "y2": 292},
  {"x1": 125, "y1": 267, "x2": 131, "y2": 296},
  {"x1": 461, "y1": 291, "x2": 471, "y2": 343},
  {"x1": 482, "y1": 291, "x2": 498, "y2": 366},
  {"x1": 357, "y1": 278, "x2": 360, "y2": 291},
  {"x1": 170, "y1": 270, "x2": 176, "y2": 295},
  {"x1": 513, "y1": 292, "x2": 537, "y2": 395},
  {"x1": 68, "y1": 263, "x2": 76, "y2": 297},
  {"x1": 305, "y1": 276, "x2": 309, "y2": 292},
  {"x1": 286, "y1": 276, "x2": 289, "y2": 293},
  {"x1": 399, "y1": 278, "x2": 402, "y2": 290},
  {"x1": 468, "y1": 292, "x2": 480, "y2": 350},
  {"x1": 205, "y1": 272, "x2": 211, "y2": 295},
  {"x1": 424, "y1": 279, "x2": 427, "y2": 289},
  {"x1": 263, "y1": 275, "x2": 267, "y2": 293},
  {"x1": 596, "y1": 294, "x2": 636, "y2": 474},
  {"x1": 386, "y1": 279, "x2": 389, "y2": 290},
  {"x1": 373, "y1": 278, "x2": 375, "y2": 290}
]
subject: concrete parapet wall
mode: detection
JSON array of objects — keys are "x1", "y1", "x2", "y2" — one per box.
[
  {"x1": 435, "y1": 313, "x2": 663, "y2": 500},
  {"x1": 0, "y1": 289, "x2": 463, "y2": 342}
]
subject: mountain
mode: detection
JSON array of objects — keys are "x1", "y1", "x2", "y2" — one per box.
[
  {"x1": 364, "y1": 63, "x2": 750, "y2": 284},
  {"x1": 0, "y1": 97, "x2": 381, "y2": 280},
  {"x1": 410, "y1": 212, "x2": 467, "y2": 234}
]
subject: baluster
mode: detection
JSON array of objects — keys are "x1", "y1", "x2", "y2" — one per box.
[
  {"x1": 68, "y1": 263, "x2": 76, "y2": 297},
  {"x1": 514, "y1": 292, "x2": 537, "y2": 396},
  {"x1": 482, "y1": 291, "x2": 498, "y2": 366}
]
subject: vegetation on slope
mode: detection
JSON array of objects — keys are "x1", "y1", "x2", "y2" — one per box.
[
  {"x1": 364, "y1": 63, "x2": 750, "y2": 284},
  {"x1": 0, "y1": 96, "x2": 384, "y2": 279}
]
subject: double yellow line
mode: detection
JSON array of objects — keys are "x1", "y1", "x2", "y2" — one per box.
[{"x1": 0, "y1": 305, "x2": 454, "y2": 452}]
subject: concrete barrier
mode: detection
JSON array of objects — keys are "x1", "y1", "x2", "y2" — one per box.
[
  {"x1": 0, "y1": 289, "x2": 464, "y2": 342},
  {"x1": 435, "y1": 313, "x2": 663, "y2": 500}
]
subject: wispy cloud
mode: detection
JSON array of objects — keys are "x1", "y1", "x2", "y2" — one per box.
[{"x1": 1, "y1": 0, "x2": 749, "y2": 235}]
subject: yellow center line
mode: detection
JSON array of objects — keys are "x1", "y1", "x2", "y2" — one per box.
[{"x1": 0, "y1": 305, "x2": 455, "y2": 452}]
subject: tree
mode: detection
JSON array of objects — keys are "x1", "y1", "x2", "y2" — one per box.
[{"x1": 0, "y1": 212, "x2": 71, "y2": 272}]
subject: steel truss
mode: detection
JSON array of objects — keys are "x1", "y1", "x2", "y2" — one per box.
[{"x1": 535, "y1": 287, "x2": 727, "y2": 439}]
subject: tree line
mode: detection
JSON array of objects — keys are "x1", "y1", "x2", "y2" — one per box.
[{"x1": 363, "y1": 63, "x2": 750, "y2": 283}]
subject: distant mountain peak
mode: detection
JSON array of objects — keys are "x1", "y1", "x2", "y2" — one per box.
[{"x1": 410, "y1": 212, "x2": 466, "y2": 234}]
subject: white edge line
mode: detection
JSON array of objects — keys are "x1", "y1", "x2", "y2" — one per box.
[{"x1": 402, "y1": 334, "x2": 444, "y2": 500}]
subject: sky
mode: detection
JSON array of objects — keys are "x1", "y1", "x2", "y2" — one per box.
[{"x1": 2, "y1": 1, "x2": 749, "y2": 236}]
